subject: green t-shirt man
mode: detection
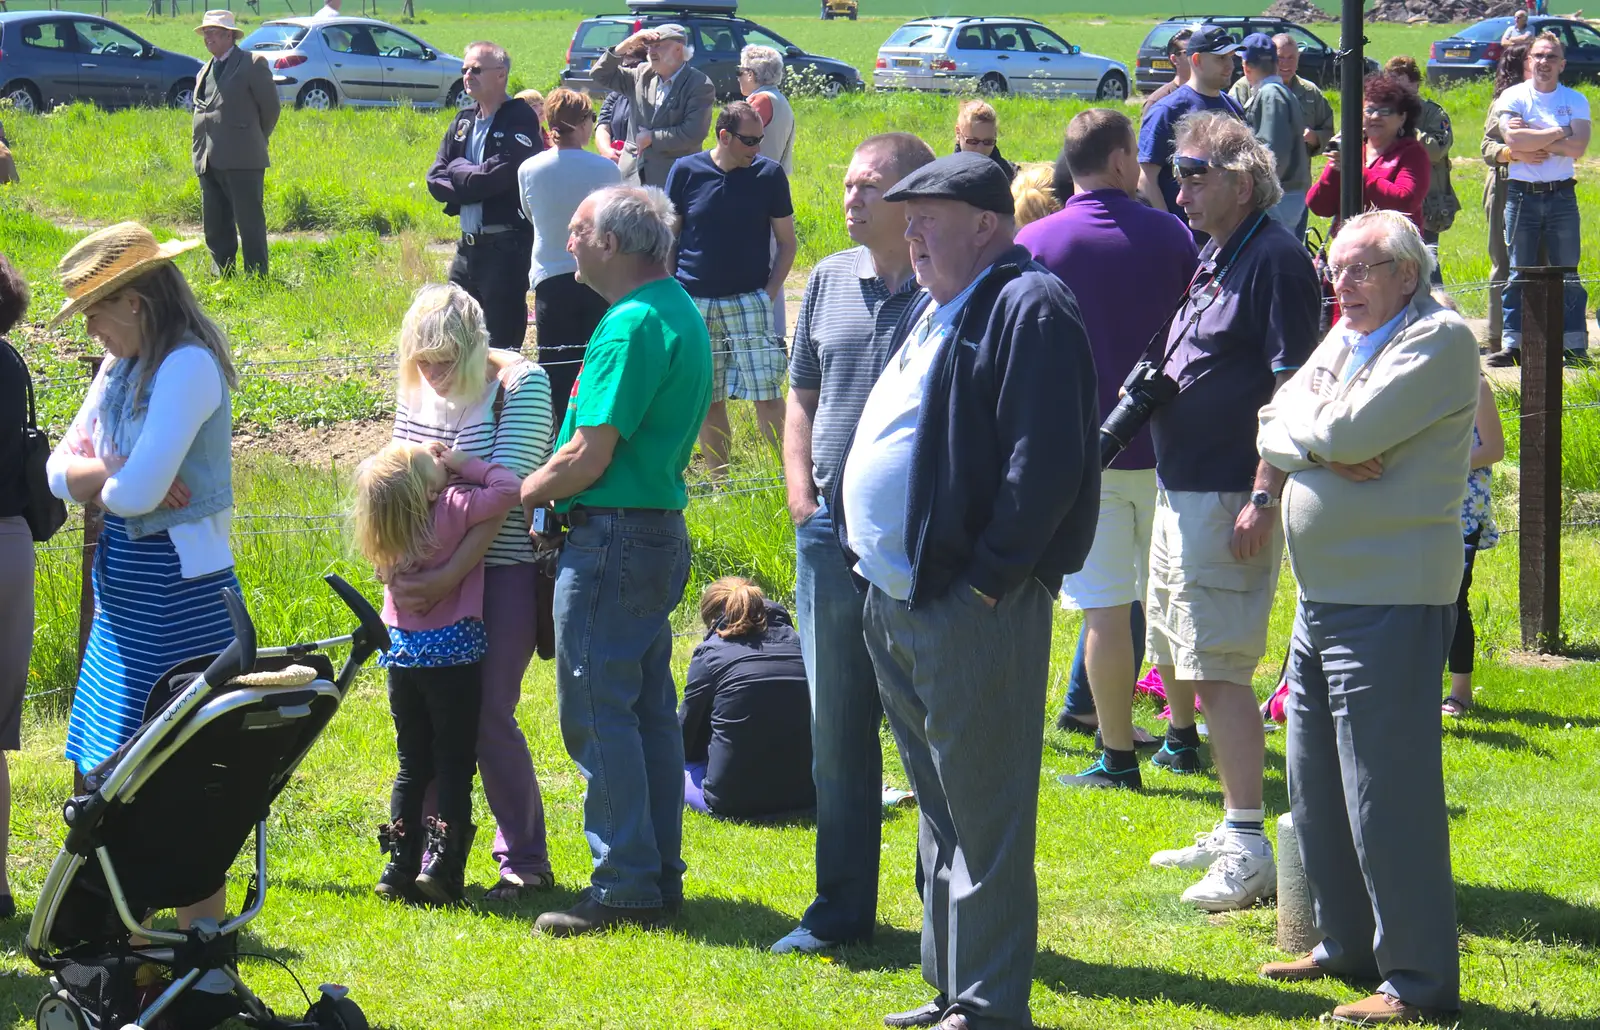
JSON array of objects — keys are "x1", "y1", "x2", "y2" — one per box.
[{"x1": 553, "y1": 276, "x2": 713, "y2": 513}]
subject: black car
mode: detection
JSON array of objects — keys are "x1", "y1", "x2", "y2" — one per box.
[
  {"x1": 560, "y1": 0, "x2": 863, "y2": 100},
  {"x1": 1134, "y1": 14, "x2": 1377, "y2": 94},
  {"x1": 1428, "y1": 16, "x2": 1600, "y2": 86},
  {"x1": 0, "y1": 10, "x2": 203, "y2": 113}
]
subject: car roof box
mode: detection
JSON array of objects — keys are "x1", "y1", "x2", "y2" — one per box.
[{"x1": 624, "y1": 0, "x2": 738, "y2": 14}]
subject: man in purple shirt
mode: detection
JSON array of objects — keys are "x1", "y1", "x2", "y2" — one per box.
[{"x1": 1017, "y1": 108, "x2": 1198, "y2": 789}]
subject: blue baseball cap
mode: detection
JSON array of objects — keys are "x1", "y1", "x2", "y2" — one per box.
[
  {"x1": 1186, "y1": 26, "x2": 1242, "y2": 56},
  {"x1": 1241, "y1": 32, "x2": 1278, "y2": 61}
]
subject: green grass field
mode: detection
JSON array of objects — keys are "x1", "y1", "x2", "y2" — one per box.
[{"x1": 1, "y1": 6, "x2": 1599, "y2": 1029}]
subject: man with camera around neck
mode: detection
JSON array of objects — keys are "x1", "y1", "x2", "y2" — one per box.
[
  {"x1": 834, "y1": 152, "x2": 1099, "y2": 1030},
  {"x1": 1016, "y1": 108, "x2": 1197, "y2": 789},
  {"x1": 1141, "y1": 112, "x2": 1320, "y2": 912}
]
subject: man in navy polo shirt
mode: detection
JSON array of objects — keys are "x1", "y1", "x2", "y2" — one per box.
[
  {"x1": 1138, "y1": 25, "x2": 1244, "y2": 241},
  {"x1": 665, "y1": 101, "x2": 797, "y2": 477}
]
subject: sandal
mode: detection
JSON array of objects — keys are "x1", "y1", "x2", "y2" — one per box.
[
  {"x1": 483, "y1": 873, "x2": 555, "y2": 901},
  {"x1": 1441, "y1": 696, "x2": 1472, "y2": 717}
]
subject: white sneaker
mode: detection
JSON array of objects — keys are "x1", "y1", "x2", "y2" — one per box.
[
  {"x1": 1149, "y1": 821, "x2": 1228, "y2": 870},
  {"x1": 770, "y1": 926, "x2": 838, "y2": 955},
  {"x1": 1181, "y1": 841, "x2": 1277, "y2": 912}
]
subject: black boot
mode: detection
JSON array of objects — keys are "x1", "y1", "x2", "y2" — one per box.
[
  {"x1": 375, "y1": 819, "x2": 422, "y2": 902},
  {"x1": 414, "y1": 817, "x2": 476, "y2": 906}
]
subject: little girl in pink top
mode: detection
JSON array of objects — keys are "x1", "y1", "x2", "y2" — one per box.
[{"x1": 352, "y1": 440, "x2": 519, "y2": 906}]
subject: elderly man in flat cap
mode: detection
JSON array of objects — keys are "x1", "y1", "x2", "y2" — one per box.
[
  {"x1": 834, "y1": 152, "x2": 1100, "y2": 1030},
  {"x1": 588, "y1": 23, "x2": 715, "y2": 187}
]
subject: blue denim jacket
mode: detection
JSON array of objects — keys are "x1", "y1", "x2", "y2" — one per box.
[{"x1": 100, "y1": 339, "x2": 233, "y2": 539}]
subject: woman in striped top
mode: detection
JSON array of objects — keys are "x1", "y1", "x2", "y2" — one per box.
[{"x1": 387, "y1": 283, "x2": 558, "y2": 898}]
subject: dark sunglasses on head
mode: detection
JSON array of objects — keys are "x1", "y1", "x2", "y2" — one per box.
[
  {"x1": 1172, "y1": 157, "x2": 1211, "y2": 180},
  {"x1": 1364, "y1": 105, "x2": 1398, "y2": 118},
  {"x1": 731, "y1": 130, "x2": 764, "y2": 147}
]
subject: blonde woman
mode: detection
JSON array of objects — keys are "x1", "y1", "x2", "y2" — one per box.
[
  {"x1": 953, "y1": 99, "x2": 1017, "y2": 182},
  {"x1": 1011, "y1": 163, "x2": 1061, "y2": 227},
  {"x1": 388, "y1": 283, "x2": 558, "y2": 899},
  {"x1": 354, "y1": 440, "x2": 520, "y2": 904}
]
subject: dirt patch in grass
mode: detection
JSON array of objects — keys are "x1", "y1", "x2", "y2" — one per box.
[
  {"x1": 1499, "y1": 649, "x2": 1579, "y2": 670},
  {"x1": 234, "y1": 419, "x2": 392, "y2": 471}
]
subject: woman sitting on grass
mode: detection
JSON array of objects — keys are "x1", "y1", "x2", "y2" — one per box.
[
  {"x1": 387, "y1": 283, "x2": 558, "y2": 900},
  {"x1": 1443, "y1": 375, "x2": 1505, "y2": 716},
  {"x1": 680, "y1": 577, "x2": 815, "y2": 821},
  {"x1": 356, "y1": 440, "x2": 520, "y2": 905}
]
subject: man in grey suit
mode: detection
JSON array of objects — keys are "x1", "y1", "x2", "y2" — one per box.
[
  {"x1": 191, "y1": 9, "x2": 280, "y2": 276},
  {"x1": 588, "y1": 23, "x2": 714, "y2": 187}
]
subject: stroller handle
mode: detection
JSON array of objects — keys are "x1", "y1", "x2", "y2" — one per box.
[
  {"x1": 324, "y1": 573, "x2": 390, "y2": 671},
  {"x1": 199, "y1": 589, "x2": 256, "y2": 689}
]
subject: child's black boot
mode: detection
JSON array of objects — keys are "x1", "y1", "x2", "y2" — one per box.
[
  {"x1": 375, "y1": 819, "x2": 422, "y2": 902},
  {"x1": 414, "y1": 816, "x2": 476, "y2": 906}
]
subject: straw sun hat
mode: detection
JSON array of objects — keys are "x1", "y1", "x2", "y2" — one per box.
[
  {"x1": 195, "y1": 10, "x2": 245, "y2": 40},
  {"x1": 47, "y1": 222, "x2": 200, "y2": 330}
]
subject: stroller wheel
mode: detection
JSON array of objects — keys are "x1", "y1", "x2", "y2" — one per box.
[
  {"x1": 35, "y1": 993, "x2": 88, "y2": 1030},
  {"x1": 308, "y1": 996, "x2": 369, "y2": 1030}
]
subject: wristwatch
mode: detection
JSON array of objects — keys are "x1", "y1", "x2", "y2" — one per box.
[{"x1": 1250, "y1": 489, "x2": 1279, "y2": 509}]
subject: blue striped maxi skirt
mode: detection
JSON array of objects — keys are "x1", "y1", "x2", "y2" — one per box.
[{"x1": 64, "y1": 514, "x2": 240, "y2": 774}]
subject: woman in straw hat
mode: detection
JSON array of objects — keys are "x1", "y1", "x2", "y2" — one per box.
[{"x1": 45, "y1": 222, "x2": 241, "y2": 782}]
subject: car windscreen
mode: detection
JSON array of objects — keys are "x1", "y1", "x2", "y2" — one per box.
[
  {"x1": 884, "y1": 24, "x2": 950, "y2": 50},
  {"x1": 1142, "y1": 22, "x2": 1202, "y2": 51},
  {"x1": 242, "y1": 23, "x2": 309, "y2": 51},
  {"x1": 1456, "y1": 18, "x2": 1513, "y2": 42},
  {"x1": 574, "y1": 20, "x2": 631, "y2": 52}
]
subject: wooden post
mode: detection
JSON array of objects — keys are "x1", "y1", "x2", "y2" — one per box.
[
  {"x1": 1517, "y1": 265, "x2": 1567, "y2": 652},
  {"x1": 75, "y1": 356, "x2": 105, "y2": 676}
]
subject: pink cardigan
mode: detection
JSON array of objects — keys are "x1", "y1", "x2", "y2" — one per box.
[
  {"x1": 1306, "y1": 136, "x2": 1431, "y2": 231},
  {"x1": 380, "y1": 456, "x2": 520, "y2": 632}
]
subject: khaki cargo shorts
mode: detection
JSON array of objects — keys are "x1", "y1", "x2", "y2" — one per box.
[{"x1": 1145, "y1": 488, "x2": 1283, "y2": 686}]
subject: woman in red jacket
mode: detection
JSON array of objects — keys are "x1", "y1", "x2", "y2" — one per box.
[{"x1": 1307, "y1": 73, "x2": 1431, "y2": 230}]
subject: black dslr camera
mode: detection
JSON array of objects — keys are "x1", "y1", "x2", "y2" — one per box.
[{"x1": 1099, "y1": 360, "x2": 1180, "y2": 469}]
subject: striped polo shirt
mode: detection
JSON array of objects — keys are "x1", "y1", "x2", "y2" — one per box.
[
  {"x1": 392, "y1": 360, "x2": 554, "y2": 566},
  {"x1": 787, "y1": 246, "x2": 925, "y2": 497}
]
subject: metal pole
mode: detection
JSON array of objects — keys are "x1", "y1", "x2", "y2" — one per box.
[
  {"x1": 1517, "y1": 265, "x2": 1567, "y2": 652},
  {"x1": 1338, "y1": 0, "x2": 1366, "y2": 222}
]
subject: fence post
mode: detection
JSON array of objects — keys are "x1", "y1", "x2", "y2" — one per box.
[
  {"x1": 1516, "y1": 265, "x2": 1567, "y2": 652},
  {"x1": 75, "y1": 356, "x2": 105, "y2": 680}
]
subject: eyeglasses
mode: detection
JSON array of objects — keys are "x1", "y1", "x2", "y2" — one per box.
[
  {"x1": 1328, "y1": 259, "x2": 1395, "y2": 283},
  {"x1": 1171, "y1": 157, "x2": 1211, "y2": 180},
  {"x1": 461, "y1": 64, "x2": 501, "y2": 76},
  {"x1": 730, "y1": 130, "x2": 764, "y2": 147},
  {"x1": 961, "y1": 136, "x2": 997, "y2": 148},
  {"x1": 1363, "y1": 105, "x2": 1398, "y2": 118}
]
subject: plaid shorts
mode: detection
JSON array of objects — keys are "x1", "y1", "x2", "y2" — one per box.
[{"x1": 695, "y1": 290, "x2": 787, "y2": 402}]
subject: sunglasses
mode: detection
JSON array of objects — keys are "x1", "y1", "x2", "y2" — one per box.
[
  {"x1": 962, "y1": 135, "x2": 997, "y2": 148},
  {"x1": 461, "y1": 64, "x2": 501, "y2": 76},
  {"x1": 1328, "y1": 259, "x2": 1395, "y2": 283},
  {"x1": 730, "y1": 130, "x2": 764, "y2": 146},
  {"x1": 1363, "y1": 105, "x2": 1398, "y2": 118},
  {"x1": 1172, "y1": 157, "x2": 1211, "y2": 180}
]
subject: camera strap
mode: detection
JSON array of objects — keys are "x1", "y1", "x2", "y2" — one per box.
[{"x1": 1144, "y1": 210, "x2": 1271, "y2": 374}]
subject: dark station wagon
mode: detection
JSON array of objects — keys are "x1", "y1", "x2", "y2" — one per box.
[{"x1": 1135, "y1": 14, "x2": 1375, "y2": 94}]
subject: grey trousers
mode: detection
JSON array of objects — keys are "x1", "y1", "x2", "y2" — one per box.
[
  {"x1": 199, "y1": 167, "x2": 268, "y2": 276},
  {"x1": 864, "y1": 577, "x2": 1053, "y2": 1030},
  {"x1": 1285, "y1": 598, "x2": 1460, "y2": 1012}
]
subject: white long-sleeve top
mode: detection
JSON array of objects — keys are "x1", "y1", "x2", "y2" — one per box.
[{"x1": 47, "y1": 348, "x2": 233, "y2": 578}]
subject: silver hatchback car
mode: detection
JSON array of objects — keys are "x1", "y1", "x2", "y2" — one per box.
[
  {"x1": 874, "y1": 16, "x2": 1129, "y2": 100},
  {"x1": 239, "y1": 16, "x2": 468, "y2": 110}
]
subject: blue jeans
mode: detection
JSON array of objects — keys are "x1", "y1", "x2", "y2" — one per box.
[
  {"x1": 1502, "y1": 183, "x2": 1589, "y2": 353},
  {"x1": 793, "y1": 499, "x2": 882, "y2": 942},
  {"x1": 553, "y1": 509, "x2": 690, "y2": 909},
  {"x1": 1061, "y1": 603, "x2": 1146, "y2": 718},
  {"x1": 1269, "y1": 191, "x2": 1307, "y2": 239}
]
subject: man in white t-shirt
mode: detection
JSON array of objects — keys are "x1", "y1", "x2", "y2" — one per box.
[
  {"x1": 309, "y1": 0, "x2": 342, "y2": 20},
  {"x1": 1490, "y1": 31, "x2": 1591, "y2": 367}
]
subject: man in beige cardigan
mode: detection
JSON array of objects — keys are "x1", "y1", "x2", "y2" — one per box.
[
  {"x1": 1255, "y1": 210, "x2": 1477, "y2": 1027},
  {"x1": 191, "y1": 10, "x2": 280, "y2": 276}
]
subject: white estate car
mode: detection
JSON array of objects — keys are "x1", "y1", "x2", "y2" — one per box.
[{"x1": 873, "y1": 16, "x2": 1129, "y2": 99}]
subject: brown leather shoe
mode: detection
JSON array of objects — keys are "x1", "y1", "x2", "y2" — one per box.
[
  {"x1": 533, "y1": 894, "x2": 663, "y2": 937},
  {"x1": 1259, "y1": 952, "x2": 1332, "y2": 981},
  {"x1": 1327, "y1": 993, "x2": 1424, "y2": 1025}
]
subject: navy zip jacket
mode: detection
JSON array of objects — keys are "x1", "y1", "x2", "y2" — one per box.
[
  {"x1": 426, "y1": 97, "x2": 544, "y2": 228},
  {"x1": 830, "y1": 245, "x2": 1101, "y2": 607}
]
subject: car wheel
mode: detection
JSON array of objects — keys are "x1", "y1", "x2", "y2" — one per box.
[
  {"x1": 2, "y1": 81, "x2": 42, "y2": 115},
  {"x1": 821, "y1": 75, "x2": 846, "y2": 99},
  {"x1": 446, "y1": 80, "x2": 472, "y2": 110},
  {"x1": 168, "y1": 78, "x2": 196, "y2": 110},
  {"x1": 1095, "y1": 73, "x2": 1127, "y2": 101},
  {"x1": 848, "y1": 11, "x2": 857, "y2": 18},
  {"x1": 979, "y1": 73, "x2": 1007, "y2": 96},
  {"x1": 296, "y1": 80, "x2": 338, "y2": 111}
]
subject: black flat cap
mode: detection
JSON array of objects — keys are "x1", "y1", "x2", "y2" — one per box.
[{"x1": 882, "y1": 152, "x2": 1014, "y2": 214}]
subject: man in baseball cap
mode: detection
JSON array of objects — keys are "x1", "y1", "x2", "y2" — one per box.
[
  {"x1": 588, "y1": 21, "x2": 714, "y2": 185},
  {"x1": 836, "y1": 149, "x2": 1100, "y2": 1030},
  {"x1": 1137, "y1": 24, "x2": 1245, "y2": 239}
]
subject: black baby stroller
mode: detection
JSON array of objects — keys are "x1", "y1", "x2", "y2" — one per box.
[{"x1": 26, "y1": 575, "x2": 390, "y2": 1030}]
